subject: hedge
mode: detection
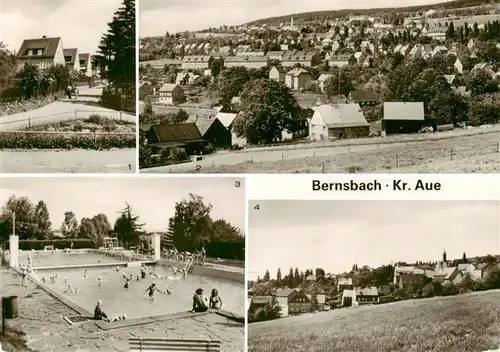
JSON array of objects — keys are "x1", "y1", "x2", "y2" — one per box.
[
  {"x1": 0, "y1": 132, "x2": 135, "y2": 150},
  {"x1": 206, "y1": 242, "x2": 245, "y2": 261},
  {"x1": 11, "y1": 239, "x2": 96, "y2": 250}
]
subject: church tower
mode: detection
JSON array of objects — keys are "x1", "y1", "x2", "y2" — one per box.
[{"x1": 442, "y1": 249, "x2": 447, "y2": 263}]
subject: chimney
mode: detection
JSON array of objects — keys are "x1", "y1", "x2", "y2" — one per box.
[{"x1": 42, "y1": 35, "x2": 47, "y2": 38}]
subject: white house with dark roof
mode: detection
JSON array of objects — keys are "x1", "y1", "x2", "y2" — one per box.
[
  {"x1": 17, "y1": 36, "x2": 65, "y2": 69},
  {"x1": 158, "y1": 83, "x2": 185, "y2": 105},
  {"x1": 342, "y1": 286, "x2": 379, "y2": 307},
  {"x1": 63, "y1": 48, "x2": 80, "y2": 72},
  {"x1": 309, "y1": 104, "x2": 369, "y2": 140},
  {"x1": 328, "y1": 54, "x2": 354, "y2": 68}
]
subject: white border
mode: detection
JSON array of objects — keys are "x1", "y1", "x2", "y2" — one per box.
[
  {"x1": 135, "y1": 0, "x2": 140, "y2": 174},
  {"x1": 247, "y1": 174, "x2": 500, "y2": 200}
]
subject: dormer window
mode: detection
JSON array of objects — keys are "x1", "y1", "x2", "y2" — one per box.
[{"x1": 80, "y1": 60, "x2": 85, "y2": 65}]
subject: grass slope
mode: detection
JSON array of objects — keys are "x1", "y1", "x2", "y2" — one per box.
[{"x1": 249, "y1": 290, "x2": 500, "y2": 352}]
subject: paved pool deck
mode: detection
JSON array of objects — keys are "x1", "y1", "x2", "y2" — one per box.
[{"x1": 0, "y1": 269, "x2": 245, "y2": 352}]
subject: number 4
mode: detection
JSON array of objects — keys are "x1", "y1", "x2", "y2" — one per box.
[{"x1": 254, "y1": 204, "x2": 260, "y2": 210}]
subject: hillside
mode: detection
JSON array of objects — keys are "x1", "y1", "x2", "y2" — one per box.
[
  {"x1": 246, "y1": 0, "x2": 493, "y2": 26},
  {"x1": 249, "y1": 290, "x2": 500, "y2": 352}
]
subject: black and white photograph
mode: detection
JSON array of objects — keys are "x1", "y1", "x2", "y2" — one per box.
[
  {"x1": 138, "y1": 0, "x2": 500, "y2": 174},
  {"x1": 0, "y1": 0, "x2": 136, "y2": 173},
  {"x1": 247, "y1": 200, "x2": 500, "y2": 352},
  {"x1": 0, "y1": 177, "x2": 245, "y2": 351}
]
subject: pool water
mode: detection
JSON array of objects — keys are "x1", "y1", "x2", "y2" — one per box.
[
  {"x1": 25, "y1": 252, "x2": 245, "y2": 319},
  {"x1": 20, "y1": 251, "x2": 121, "y2": 267}
]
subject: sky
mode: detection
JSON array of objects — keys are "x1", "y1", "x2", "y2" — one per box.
[
  {"x1": 0, "y1": 0, "x2": 123, "y2": 54},
  {"x1": 0, "y1": 176, "x2": 245, "y2": 233},
  {"x1": 248, "y1": 200, "x2": 500, "y2": 280},
  {"x1": 139, "y1": 0, "x2": 451, "y2": 37}
]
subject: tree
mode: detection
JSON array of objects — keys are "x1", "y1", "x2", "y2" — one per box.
[
  {"x1": 233, "y1": 79, "x2": 302, "y2": 144},
  {"x1": 324, "y1": 71, "x2": 354, "y2": 98},
  {"x1": 276, "y1": 268, "x2": 282, "y2": 282},
  {"x1": 17, "y1": 64, "x2": 40, "y2": 99},
  {"x1": 114, "y1": 203, "x2": 144, "y2": 248},
  {"x1": 210, "y1": 219, "x2": 243, "y2": 243},
  {"x1": 33, "y1": 201, "x2": 51, "y2": 240},
  {"x1": 1, "y1": 195, "x2": 36, "y2": 239},
  {"x1": 61, "y1": 211, "x2": 79, "y2": 238},
  {"x1": 467, "y1": 70, "x2": 499, "y2": 96},
  {"x1": 93, "y1": 0, "x2": 135, "y2": 91},
  {"x1": 468, "y1": 94, "x2": 500, "y2": 126},
  {"x1": 78, "y1": 217, "x2": 97, "y2": 245},
  {"x1": 168, "y1": 194, "x2": 213, "y2": 251},
  {"x1": 263, "y1": 270, "x2": 271, "y2": 282},
  {"x1": 91, "y1": 213, "x2": 112, "y2": 248}
]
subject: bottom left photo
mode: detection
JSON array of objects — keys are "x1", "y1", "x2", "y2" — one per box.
[{"x1": 0, "y1": 176, "x2": 245, "y2": 352}]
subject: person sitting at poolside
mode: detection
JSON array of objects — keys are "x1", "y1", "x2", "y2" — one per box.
[
  {"x1": 209, "y1": 289, "x2": 223, "y2": 309},
  {"x1": 191, "y1": 288, "x2": 208, "y2": 313},
  {"x1": 144, "y1": 281, "x2": 163, "y2": 299},
  {"x1": 94, "y1": 300, "x2": 109, "y2": 321}
]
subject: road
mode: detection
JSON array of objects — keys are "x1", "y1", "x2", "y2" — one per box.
[{"x1": 0, "y1": 86, "x2": 137, "y2": 173}]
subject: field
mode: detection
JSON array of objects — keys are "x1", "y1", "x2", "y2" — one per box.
[
  {"x1": 146, "y1": 126, "x2": 500, "y2": 173},
  {"x1": 249, "y1": 290, "x2": 500, "y2": 352}
]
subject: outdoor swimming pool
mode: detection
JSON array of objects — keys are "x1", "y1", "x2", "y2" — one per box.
[
  {"x1": 20, "y1": 251, "x2": 122, "y2": 267},
  {"x1": 24, "y1": 251, "x2": 245, "y2": 319}
]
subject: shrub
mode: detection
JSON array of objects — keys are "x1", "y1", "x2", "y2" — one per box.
[
  {"x1": 87, "y1": 113, "x2": 103, "y2": 125},
  {"x1": 73, "y1": 120, "x2": 84, "y2": 132},
  {"x1": 0, "y1": 131, "x2": 135, "y2": 150},
  {"x1": 102, "y1": 118, "x2": 117, "y2": 132}
]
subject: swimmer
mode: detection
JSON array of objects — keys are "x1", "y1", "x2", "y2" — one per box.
[
  {"x1": 124, "y1": 278, "x2": 130, "y2": 290},
  {"x1": 97, "y1": 276, "x2": 102, "y2": 287},
  {"x1": 129, "y1": 274, "x2": 133, "y2": 280},
  {"x1": 116, "y1": 266, "x2": 120, "y2": 272},
  {"x1": 144, "y1": 281, "x2": 163, "y2": 299},
  {"x1": 136, "y1": 275, "x2": 140, "y2": 281},
  {"x1": 63, "y1": 278, "x2": 69, "y2": 284},
  {"x1": 41, "y1": 277, "x2": 46, "y2": 283},
  {"x1": 140, "y1": 269, "x2": 146, "y2": 279},
  {"x1": 122, "y1": 272, "x2": 128, "y2": 279},
  {"x1": 162, "y1": 289, "x2": 172, "y2": 295},
  {"x1": 83, "y1": 270, "x2": 88, "y2": 278}
]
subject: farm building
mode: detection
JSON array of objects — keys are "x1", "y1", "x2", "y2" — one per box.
[
  {"x1": 309, "y1": 104, "x2": 370, "y2": 140},
  {"x1": 382, "y1": 102, "x2": 425, "y2": 135},
  {"x1": 146, "y1": 123, "x2": 204, "y2": 155},
  {"x1": 185, "y1": 115, "x2": 231, "y2": 149},
  {"x1": 248, "y1": 296, "x2": 277, "y2": 318},
  {"x1": 285, "y1": 68, "x2": 311, "y2": 91},
  {"x1": 215, "y1": 111, "x2": 247, "y2": 147},
  {"x1": 269, "y1": 65, "x2": 285, "y2": 83},
  {"x1": 157, "y1": 83, "x2": 185, "y2": 105},
  {"x1": 337, "y1": 277, "x2": 353, "y2": 292},
  {"x1": 349, "y1": 90, "x2": 381, "y2": 106},
  {"x1": 274, "y1": 288, "x2": 310, "y2": 316}
]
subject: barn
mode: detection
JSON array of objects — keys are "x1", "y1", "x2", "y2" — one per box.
[{"x1": 383, "y1": 102, "x2": 425, "y2": 135}]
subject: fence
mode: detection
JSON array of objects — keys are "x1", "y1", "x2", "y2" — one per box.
[
  {"x1": 154, "y1": 133, "x2": 500, "y2": 173},
  {"x1": 0, "y1": 108, "x2": 133, "y2": 130}
]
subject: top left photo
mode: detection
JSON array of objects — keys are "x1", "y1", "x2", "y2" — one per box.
[{"x1": 0, "y1": 0, "x2": 136, "y2": 174}]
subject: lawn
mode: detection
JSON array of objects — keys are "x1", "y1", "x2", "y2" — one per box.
[
  {"x1": 203, "y1": 129, "x2": 500, "y2": 173},
  {"x1": 22, "y1": 114, "x2": 136, "y2": 134},
  {"x1": 249, "y1": 290, "x2": 500, "y2": 352}
]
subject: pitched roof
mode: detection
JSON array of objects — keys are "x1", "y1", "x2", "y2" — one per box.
[
  {"x1": 17, "y1": 37, "x2": 61, "y2": 59},
  {"x1": 317, "y1": 73, "x2": 333, "y2": 82},
  {"x1": 158, "y1": 83, "x2": 181, "y2": 92},
  {"x1": 350, "y1": 90, "x2": 381, "y2": 102},
  {"x1": 337, "y1": 277, "x2": 352, "y2": 285},
  {"x1": 193, "y1": 116, "x2": 219, "y2": 136},
  {"x1": 356, "y1": 286, "x2": 378, "y2": 296},
  {"x1": 282, "y1": 50, "x2": 315, "y2": 61},
  {"x1": 150, "y1": 123, "x2": 202, "y2": 144},
  {"x1": 329, "y1": 54, "x2": 353, "y2": 61},
  {"x1": 79, "y1": 53, "x2": 90, "y2": 66},
  {"x1": 215, "y1": 112, "x2": 238, "y2": 128},
  {"x1": 316, "y1": 104, "x2": 369, "y2": 128},
  {"x1": 383, "y1": 102, "x2": 425, "y2": 121},
  {"x1": 251, "y1": 296, "x2": 274, "y2": 305},
  {"x1": 182, "y1": 55, "x2": 212, "y2": 62},
  {"x1": 275, "y1": 288, "x2": 296, "y2": 297},
  {"x1": 286, "y1": 68, "x2": 309, "y2": 77},
  {"x1": 63, "y1": 48, "x2": 78, "y2": 64}
]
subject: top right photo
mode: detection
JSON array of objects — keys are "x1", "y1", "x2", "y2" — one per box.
[{"x1": 138, "y1": 0, "x2": 500, "y2": 174}]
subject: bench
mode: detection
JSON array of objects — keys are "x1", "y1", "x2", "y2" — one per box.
[{"x1": 129, "y1": 338, "x2": 221, "y2": 351}]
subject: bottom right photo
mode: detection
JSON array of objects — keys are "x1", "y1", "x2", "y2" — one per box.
[{"x1": 247, "y1": 200, "x2": 500, "y2": 352}]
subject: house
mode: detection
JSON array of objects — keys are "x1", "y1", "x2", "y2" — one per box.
[
  {"x1": 63, "y1": 48, "x2": 80, "y2": 72},
  {"x1": 285, "y1": 68, "x2": 311, "y2": 91},
  {"x1": 248, "y1": 296, "x2": 277, "y2": 318},
  {"x1": 269, "y1": 66, "x2": 285, "y2": 83},
  {"x1": 267, "y1": 51, "x2": 285, "y2": 61},
  {"x1": 472, "y1": 63, "x2": 495, "y2": 77},
  {"x1": 444, "y1": 74, "x2": 456, "y2": 85},
  {"x1": 328, "y1": 54, "x2": 355, "y2": 68},
  {"x1": 398, "y1": 273, "x2": 425, "y2": 289},
  {"x1": 349, "y1": 90, "x2": 381, "y2": 106},
  {"x1": 274, "y1": 289, "x2": 310, "y2": 316},
  {"x1": 146, "y1": 123, "x2": 204, "y2": 155},
  {"x1": 309, "y1": 104, "x2": 370, "y2": 141},
  {"x1": 181, "y1": 55, "x2": 213, "y2": 70},
  {"x1": 224, "y1": 56, "x2": 269, "y2": 69},
  {"x1": 215, "y1": 112, "x2": 246, "y2": 147},
  {"x1": 139, "y1": 82, "x2": 154, "y2": 100},
  {"x1": 17, "y1": 36, "x2": 65, "y2": 69},
  {"x1": 282, "y1": 50, "x2": 315, "y2": 67},
  {"x1": 186, "y1": 115, "x2": 231, "y2": 149},
  {"x1": 175, "y1": 72, "x2": 200, "y2": 86},
  {"x1": 342, "y1": 287, "x2": 379, "y2": 307},
  {"x1": 78, "y1": 53, "x2": 92, "y2": 77},
  {"x1": 158, "y1": 84, "x2": 185, "y2": 105},
  {"x1": 353, "y1": 51, "x2": 366, "y2": 64},
  {"x1": 433, "y1": 267, "x2": 462, "y2": 284},
  {"x1": 317, "y1": 74, "x2": 333, "y2": 92},
  {"x1": 382, "y1": 102, "x2": 425, "y2": 135}
]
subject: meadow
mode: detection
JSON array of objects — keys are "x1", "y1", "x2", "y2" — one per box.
[{"x1": 248, "y1": 290, "x2": 500, "y2": 352}]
